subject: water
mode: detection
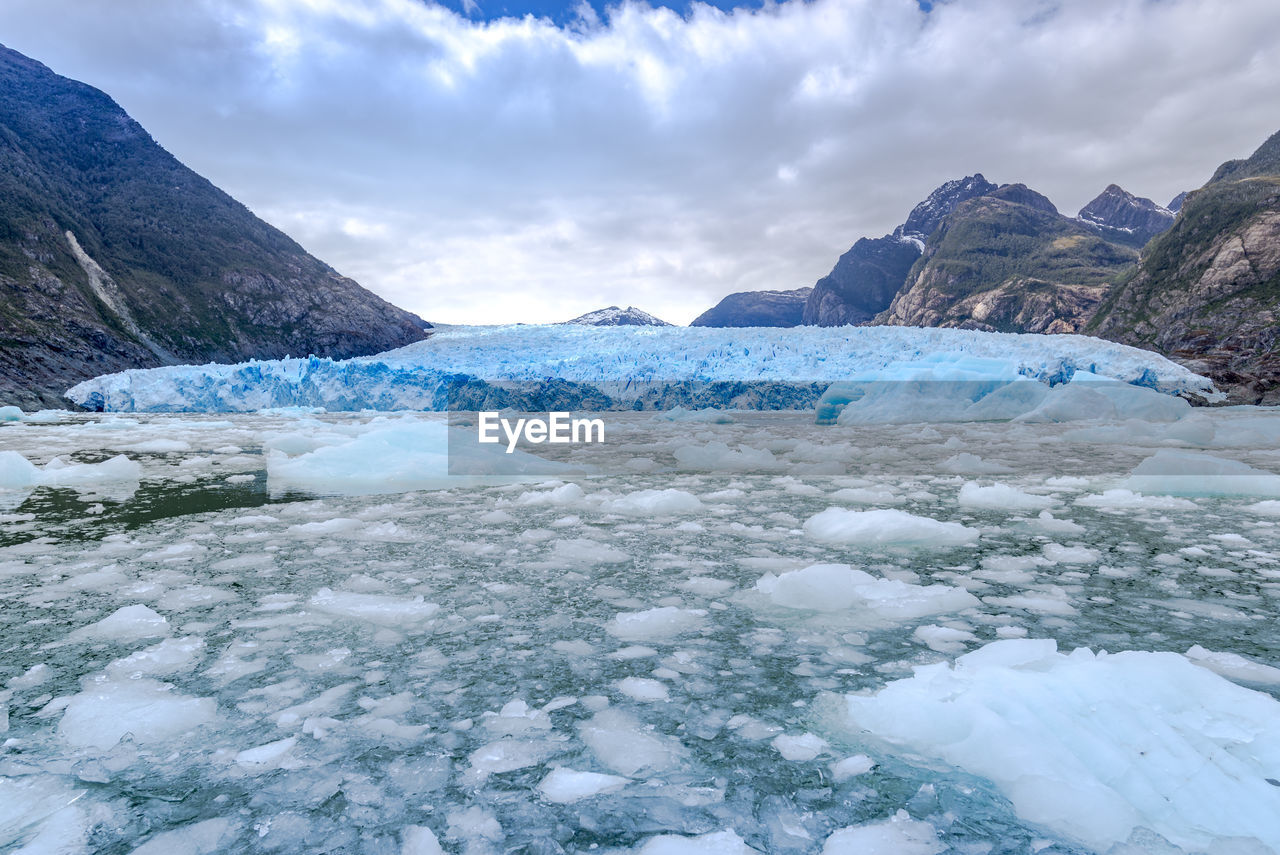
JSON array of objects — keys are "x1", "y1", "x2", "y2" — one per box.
[{"x1": 1, "y1": 410, "x2": 1278, "y2": 853}]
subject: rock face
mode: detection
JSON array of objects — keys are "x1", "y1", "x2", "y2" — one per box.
[
  {"x1": 802, "y1": 174, "x2": 998, "y2": 326},
  {"x1": 561, "y1": 306, "x2": 672, "y2": 326},
  {"x1": 1078, "y1": 184, "x2": 1176, "y2": 247},
  {"x1": 690, "y1": 287, "x2": 811, "y2": 327},
  {"x1": 877, "y1": 193, "x2": 1137, "y2": 334},
  {"x1": 1090, "y1": 130, "x2": 1280, "y2": 403},
  {"x1": 0, "y1": 45, "x2": 428, "y2": 409},
  {"x1": 801, "y1": 236, "x2": 923, "y2": 326}
]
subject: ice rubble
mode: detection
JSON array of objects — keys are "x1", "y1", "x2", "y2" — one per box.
[
  {"x1": 825, "y1": 638, "x2": 1280, "y2": 853},
  {"x1": 63, "y1": 324, "x2": 1212, "y2": 412}
]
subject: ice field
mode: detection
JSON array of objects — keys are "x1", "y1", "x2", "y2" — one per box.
[
  {"x1": 3, "y1": 401, "x2": 1280, "y2": 854},
  {"x1": 64, "y1": 325, "x2": 1215, "y2": 413}
]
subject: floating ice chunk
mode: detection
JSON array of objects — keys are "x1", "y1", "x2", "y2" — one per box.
[
  {"x1": 830, "y1": 485, "x2": 902, "y2": 505},
  {"x1": 827, "y1": 638, "x2": 1280, "y2": 853},
  {"x1": 1185, "y1": 645, "x2": 1280, "y2": 687},
  {"x1": 579, "y1": 708, "x2": 686, "y2": 776},
  {"x1": 107, "y1": 636, "x2": 205, "y2": 677},
  {"x1": 445, "y1": 806, "x2": 503, "y2": 843},
  {"x1": 538, "y1": 768, "x2": 629, "y2": 803},
  {"x1": 606, "y1": 607, "x2": 707, "y2": 642},
  {"x1": 830, "y1": 754, "x2": 875, "y2": 781},
  {"x1": 267, "y1": 419, "x2": 565, "y2": 496},
  {"x1": 1, "y1": 451, "x2": 141, "y2": 493},
  {"x1": 674, "y1": 441, "x2": 779, "y2": 471},
  {"x1": 941, "y1": 453, "x2": 1013, "y2": 475},
  {"x1": 618, "y1": 677, "x2": 670, "y2": 702},
  {"x1": 1126, "y1": 450, "x2": 1280, "y2": 497},
  {"x1": 0, "y1": 451, "x2": 38, "y2": 490},
  {"x1": 679, "y1": 576, "x2": 735, "y2": 596},
  {"x1": 129, "y1": 817, "x2": 239, "y2": 855},
  {"x1": 156, "y1": 586, "x2": 237, "y2": 611},
  {"x1": 912, "y1": 624, "x2": 978, "y2": 653},
  {"x1": 69, "y1": 604, "x2": 170, "y2": 643},
  {"x1": 60, "y1": 676, "x2": 217, "y2": 749},
  {"x1": 601, "y1": 488, "x2": 704, "y2": 516},
  {"x1": 9, "y1": 663, "x2": 51, "y2": 689},
  {"x1": 754, "y1": 564, "x2": 979, "y2": 623},
  {"x1": 37, "y1": 454, "x2": 142, "y2": 487},
  {"x1": 1041, "y1": 543, "x2": 1100, "y2": 564},
  {"x1": 635, "y1": 829, "x2": 758, "y2": 854},
  {"x1": 821, "y1": 811, "x2": 943, "y2": 855},
  {"x1": 803, "y1": 508, "x2": 978, "y2": 548},
  {"x1": 235, "y1": 736, "x2": 298, "y2": 771},
  {"x1": 307, "y1": 588, "x2": 440, "y2": 626},
  {"x1": 1244, "y1": 500, "x2": 1280, "y2": 516},
  {"x1": 464, "y1": 739, "x2": 558, "y2": 784},
  {"x1": 772, "y1": 732, "x2": 827, "y2": 762},
  {"x1": 957, "y1": 482, "x2": 1055, "y2": 510},
  {"x1": 1026, "y1": 510, "x2": 1086, "y2": 534},
  {"x1": 550, "y1": 538, "x2": 630, "y2": 565},
  {"x1": 0, "y1": 405, "x2": 21, "y2": 421},
  {"x1": 401, "y1": 825, "x2": 446, "y2": 855},
  {"x1": 515, "y1": 482, "x2": 587, "y2": 506},
  {"x1": 1075, "y1": 489, "x2": 1197, "y2": 510}
]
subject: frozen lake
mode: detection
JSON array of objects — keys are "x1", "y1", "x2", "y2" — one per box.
[{"x1": 2, "y1": 408, "x2": 1280, "y2": 854}]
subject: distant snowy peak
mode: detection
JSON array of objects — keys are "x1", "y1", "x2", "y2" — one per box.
[
  {"x1": 562, "y1": 306, "x2": 673, "y2": 327},
  {"x1": 1077, "y1": 184, "x2": 1175, "y2": 247}
]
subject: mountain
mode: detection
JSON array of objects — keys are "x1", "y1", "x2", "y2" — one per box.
[
  {"x1": 1077, "y1": 184, "x2": 1175, "y2": 247},
  {"x1": 0, "y1": 45, "x2": 428, "y2": 409},
  {"x1": 561, "y1": 306, "x2": 672, "y2": 326},
  {"x1": 690, "y1": 287, "x2": 811, "y2": 327},
  {"x1": 802, "y1": 174, "x2": 998, "y2": 326},
  {"x1": 876, "y1": 190, "x2": 1138, "y2": 333},
  {"x1": 1089, "y1": 130, "x2": 1280, "y2": 403}
]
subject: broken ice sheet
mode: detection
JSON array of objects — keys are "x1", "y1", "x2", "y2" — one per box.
[{"x1": 0, "y1": 409, "x2": 1278, "y2": 853}]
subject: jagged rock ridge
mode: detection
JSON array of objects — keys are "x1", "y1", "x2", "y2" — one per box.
[{"x1": 0, "y1": 44, "x2": 428, "y2": 409}]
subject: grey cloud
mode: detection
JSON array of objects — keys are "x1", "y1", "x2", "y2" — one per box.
[{"x1": 1, "y1": 0, "x2": 1278, "y2": 324}]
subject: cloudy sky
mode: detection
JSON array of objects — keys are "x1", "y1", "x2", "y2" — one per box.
[{"x1": 1, "y1": 0, "x2": 1278, "y2": 325}]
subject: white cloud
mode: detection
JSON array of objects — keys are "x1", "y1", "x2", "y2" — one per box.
[{"x1": 1, "y1": 0, "x2": 1278, "y2": 324}]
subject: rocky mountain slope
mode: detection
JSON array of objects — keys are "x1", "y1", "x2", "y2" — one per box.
[
  {"x1": 691, "y1": 287, "x2": 811, "y2": 327},
  {"x1": 0, "y1": 45, "x2": 428, "y2": 409},
  {"x1": 876, "y1": 185, "x2": 1139, "y2": 333},
  {"x1": 801, "y1": 175, "x2": 997, "y2": 326},
  {"x1": 1090, "y1": 130, "x2": 1280, "y2": 403},
  {"x1": 561, "y1": 306, "x2": 672, "y2": 326}
]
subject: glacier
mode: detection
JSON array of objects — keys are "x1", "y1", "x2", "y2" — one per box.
[{"x1": 64, "y1": 324, "x2": 1214, "y2": 413}]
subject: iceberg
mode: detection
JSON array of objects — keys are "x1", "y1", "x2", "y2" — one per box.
[
  {"x1": 823, "y1": 639, "x2": 1280, "y2": 853},
  {"x1": 65, "y1": 324, "x2": 1213, "y2": 413}
]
